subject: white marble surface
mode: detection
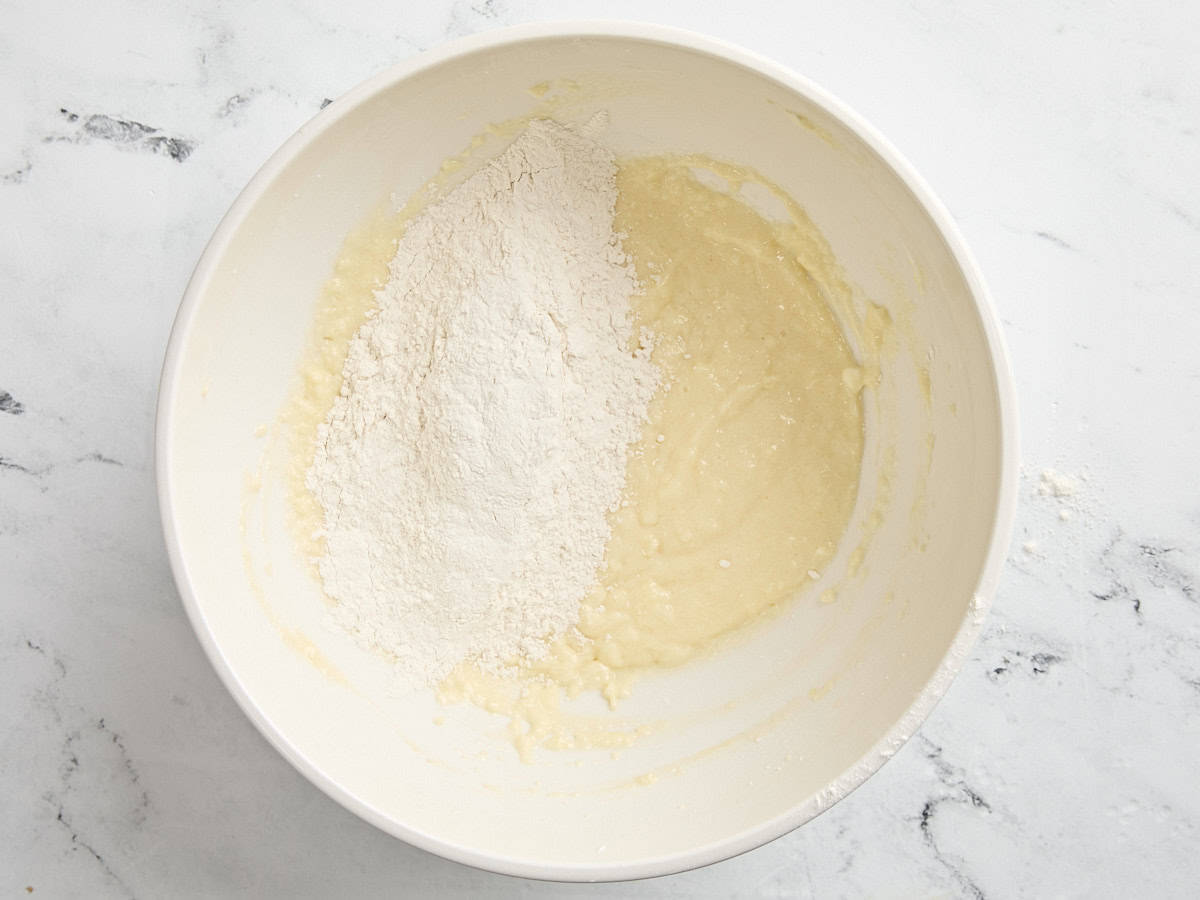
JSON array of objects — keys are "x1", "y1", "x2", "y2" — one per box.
[{"x1": 3, "y1": 0, "x2": 1198, "y2": 896}]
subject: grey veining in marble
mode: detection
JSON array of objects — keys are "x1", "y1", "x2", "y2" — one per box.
[{"x1": 3, "y1": 0, "x2": 1198, "y2": 896}]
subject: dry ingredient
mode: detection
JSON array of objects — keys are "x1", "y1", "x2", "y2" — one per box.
[{"x1": 307, "y1": 120, "x2": 659, "y2": 684}]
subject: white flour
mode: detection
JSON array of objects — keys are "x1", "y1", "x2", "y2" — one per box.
[{"x1": 307, "y1": 120, "x2": 659, "y2": 685}]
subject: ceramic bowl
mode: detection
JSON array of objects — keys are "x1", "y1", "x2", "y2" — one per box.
[{"x1": 157, "y1": 22, "x2": 1017, "y2": 881}]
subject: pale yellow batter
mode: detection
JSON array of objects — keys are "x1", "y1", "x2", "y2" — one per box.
[
  {"x1": 581, "y1": 156, "x2": 863, "y2": 667},
  {"x1": 276, "y1": 131, "x2": 869, "y2": 760}
]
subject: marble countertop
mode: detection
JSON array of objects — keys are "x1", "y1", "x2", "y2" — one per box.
[{"x1": 3, "y1": 1, "x2": 1198, "y2": 896}]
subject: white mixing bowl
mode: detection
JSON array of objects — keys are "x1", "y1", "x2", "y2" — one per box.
[{"x1": 157, "y1": 22, "x2": 1017, "y2": 881}]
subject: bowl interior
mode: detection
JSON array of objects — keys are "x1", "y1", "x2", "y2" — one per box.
[{"x1": 160, "y1": 28, "x2": 1011, "y2": 879}]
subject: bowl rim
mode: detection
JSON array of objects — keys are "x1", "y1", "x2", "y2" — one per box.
[{"x1": 156, "y1": 19, "x2": 1019, "y2": 884}]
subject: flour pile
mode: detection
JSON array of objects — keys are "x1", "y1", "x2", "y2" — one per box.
[{"x1": 307, "y1": 120, "x2": 659, "y2": 684}]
